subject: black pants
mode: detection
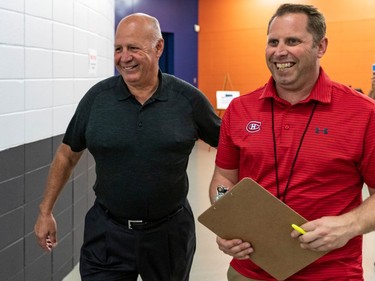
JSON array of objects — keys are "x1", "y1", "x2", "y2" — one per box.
[{"x1": 79, "y1": 200, "x2": 196, "y2": 281}]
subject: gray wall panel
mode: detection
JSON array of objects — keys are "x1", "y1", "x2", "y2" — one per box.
[
  {"x1": 0, "y1": 146, "x2": 24, "y2": 183},
  {"x1": 0, "y1": 175, "x2": 24, "y2": 214},
  {"x1": 0, "y1": 135, "x2": 95, "y2": 281}
]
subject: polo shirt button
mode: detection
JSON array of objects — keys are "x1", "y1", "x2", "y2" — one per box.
[
  {"x1": 138, "y1": 122, "x2": 143, "y2": 127},
  {"x1": 284, "y1": 125, "x2": 290, "y2": 130}
]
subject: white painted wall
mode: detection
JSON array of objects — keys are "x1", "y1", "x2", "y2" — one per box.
[{"x1": 0, "y1": 0, "x2": 115, "y2": 151}]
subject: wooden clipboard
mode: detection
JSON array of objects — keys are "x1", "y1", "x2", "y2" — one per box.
[{"x1": 198, "y1": 177, "x2": 328, "y2": 280}]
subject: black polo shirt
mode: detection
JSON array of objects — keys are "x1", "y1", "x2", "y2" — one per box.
[{"x1": 63, "y1": 72, "x2": 221, "y2": 219}]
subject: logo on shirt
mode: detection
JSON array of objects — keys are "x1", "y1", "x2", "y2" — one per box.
[
  {"x1": 315, "y1": 128, "x2": 328, "y2": 134},
  {"x1": 246, "y1": 121, "x2": 261, "y2": 133}
]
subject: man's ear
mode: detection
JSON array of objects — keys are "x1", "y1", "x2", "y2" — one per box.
[
  {"x1": 155, "y1": 38, "x2": 164, "y2": 58},
  {"x1": 317, "y1": 37, "x2": 328, "y2": 59}
]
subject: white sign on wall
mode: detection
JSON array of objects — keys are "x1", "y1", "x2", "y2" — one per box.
[
  {"x1": 89, "y1": 49, "x2": 97, "y2": 74},
  {"x1": 216, "y1": 90, "x2": 240, "y2": 110}
]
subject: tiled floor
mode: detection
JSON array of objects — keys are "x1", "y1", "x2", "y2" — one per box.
[{"x1": 64, "y1": 140, "x2": 375, "y2": 281}]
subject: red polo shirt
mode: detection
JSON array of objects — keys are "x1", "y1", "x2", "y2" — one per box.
[{"x1": 216, "y1": 68, "x2": 375, "y2": 280}]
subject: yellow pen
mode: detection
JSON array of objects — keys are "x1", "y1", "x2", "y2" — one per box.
[{"x1": 291, "y1": 224, "x2": 306, "y2": 235}]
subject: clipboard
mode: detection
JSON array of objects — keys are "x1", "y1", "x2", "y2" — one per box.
[{"x1": 198, "y1": 177, "x2": 328, "y2": 280}]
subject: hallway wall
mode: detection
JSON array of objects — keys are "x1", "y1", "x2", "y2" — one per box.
[
  {"x1": 114, "y1": 0, "x2": 199, "y2": 86},
  {"x1": 0, "y1": 1, "x2": 114, "y2": 280},
  {"x1": 198, "y1": 0, "x2": 375, "y2": 106}
]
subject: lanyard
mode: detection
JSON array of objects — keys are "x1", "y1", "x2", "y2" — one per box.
[{"x1": 271, "y1": 99, "x2": 318, "y2": 202}]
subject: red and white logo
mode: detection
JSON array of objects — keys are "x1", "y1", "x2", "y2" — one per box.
[{"x1": 246, "y1": 121, "x2": 261, "y2": 133}]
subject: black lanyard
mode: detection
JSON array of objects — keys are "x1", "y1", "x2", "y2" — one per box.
[{"x1": 271, "y1": 99, "x2": 318, "y2": 202}]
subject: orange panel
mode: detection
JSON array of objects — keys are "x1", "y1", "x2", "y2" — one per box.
[{"x1": 198, "y1": 0, "x2": 375, "y2": 104}]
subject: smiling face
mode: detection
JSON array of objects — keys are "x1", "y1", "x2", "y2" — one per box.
[
  {"x1": 114, "y1": 14, "x2": 164, "y2": 90},
  {"x1": 266, "y1": 13, "x2": 327, "y2": 94}
]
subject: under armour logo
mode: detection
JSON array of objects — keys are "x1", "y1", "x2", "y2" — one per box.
[
  {"x1": 246, "y1": 121, "x2": 261, "y2": 133},
  {"x1": 315, "y1": 128, "x2": 328, "y2": 134}
]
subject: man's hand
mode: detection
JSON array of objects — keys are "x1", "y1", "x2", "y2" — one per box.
[
  {"x1": 291, "y1": 215, "x2": 357, "y2": 252},
  {"x1": 34, "y1": 213, "x2": 58, "y2": 252},
  {"x1": 216, "y1": 236, "x2": 254, "y2": 260}
]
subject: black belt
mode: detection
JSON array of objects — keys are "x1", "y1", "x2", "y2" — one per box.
[{"x1": 99, "y1": 202, "x2": 184, "y2": 230}]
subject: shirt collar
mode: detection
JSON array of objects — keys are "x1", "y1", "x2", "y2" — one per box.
[
  {"x1": 115, "y1": 70, "x2": 165, "y2": 101},
  {"x1": 260, "y1": 67, "x2": 332, "y2": 104},
  {"x1": 150, "y1": 70, "x2": 167, "y2": 101}
]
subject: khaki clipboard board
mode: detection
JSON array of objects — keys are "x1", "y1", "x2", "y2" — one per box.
[{"x1": 198, "y1": 177, "x2": 328, "y2": 280}]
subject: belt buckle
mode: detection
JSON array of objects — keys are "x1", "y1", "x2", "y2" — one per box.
[{"x1": 128, "y1": 220, "x2": 143, "y2": 229}]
